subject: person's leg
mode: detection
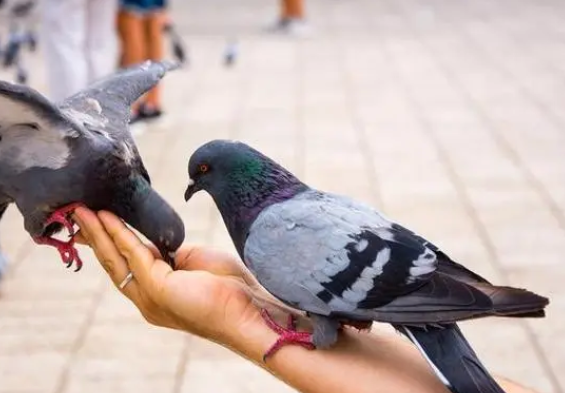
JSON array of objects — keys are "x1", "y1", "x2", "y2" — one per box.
[
  {"x1": 116, "y1": 8, "x2": 128, "y2": 68},
  {"x1": 287, "y1": 0, "x2": 305, "y2": 19},
  {"x1": 143, "y1": 8, "x2": 165, "y2": 113},
  {"x1": 285, "y1": 0, "x2": 310, "y2": 35},
  {"x1": 281, "y1": 0, "x2": 292, "y2": 20},
  {"x1": 39, "y1": 0, "x2": 88, "y2": 101},
  {"x1": 118, "y1": 8, "x2": 147, "y2": 67},
  {"x1": 86, "y1": 0, "x2": 119, "y2": 83},
  {"x1": 117, "y1": 6, "x2": 148, "y2": 116}
]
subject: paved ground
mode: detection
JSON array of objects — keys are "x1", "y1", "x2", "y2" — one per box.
[{"x1": 0, "y1": 0, "x2": 564, "y2": 392}]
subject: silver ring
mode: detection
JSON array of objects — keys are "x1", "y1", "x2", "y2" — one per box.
[{"x1": 119, "y1": 271, "x2": 134, "y2": 290}]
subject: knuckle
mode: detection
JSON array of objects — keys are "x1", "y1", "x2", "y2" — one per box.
[{"x1": 100, "y1": 258, "x2": 115, "y2": 276}]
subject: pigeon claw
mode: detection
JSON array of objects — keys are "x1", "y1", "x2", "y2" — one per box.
[
  {"x1": 34, "y1": 203, "x2": 86, "y2": 272},
  {"x1": 33, "y1": 235, "x2": 84, "y2": 272},
  {"x1": 43, "y1": 202, "x2": 85, "y2": 236},
  {"x1": 260, "y1": 309, "x2": 315, "y2": 362}
]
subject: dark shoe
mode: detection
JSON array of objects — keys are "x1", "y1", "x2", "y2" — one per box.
[
  {"x1": 129, "y1": 110, "x2": 143, "y2": 124},
  {"x1": 140, "y1": 106, "x2": 162, "y2": 120},
  {"x1": 129, "y1": 105, "x2": 163, "y2": 124}
]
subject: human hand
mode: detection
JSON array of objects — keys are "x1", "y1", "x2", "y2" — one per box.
[
  {"x1": 70, "y1": 208, "x2": 537, "y2": 393},
  {"x1": 72, "y1": 207, "x2": 271, "y2": 347}
]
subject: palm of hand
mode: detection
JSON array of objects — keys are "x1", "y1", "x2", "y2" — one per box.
[
  {"x1": 72, "y1": 208, "x2": 266, "y2": 345},
  {"x1": 150, "y1": 246, "x2": 263, "y2": 341}
]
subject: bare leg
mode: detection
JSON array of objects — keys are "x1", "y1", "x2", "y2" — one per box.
[
  {"x1": 144, "y1": 10, "x2": 165, "y2": 111},
  {"x1": 287, "y1": 0, "x2": 305, "y2": 19},
  {"x1": 117, "y1": 9, "x2": 148, "y2": 112}
]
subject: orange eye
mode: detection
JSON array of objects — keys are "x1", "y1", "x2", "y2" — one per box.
[{"x1": 199, "y1": 164, "x2": 209, "y2": 173}]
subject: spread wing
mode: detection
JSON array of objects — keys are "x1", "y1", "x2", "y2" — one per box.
[
  {"x1": 59, "y1": 60, "x2": 178, "y2": 135},
  {"x1": 56, "y1": 61, "x2": 177, "y2": 182}
]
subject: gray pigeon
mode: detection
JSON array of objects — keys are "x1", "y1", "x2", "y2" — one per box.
[
  {"x1": 184, "y1": 140, "x2": 549, "y2": 393},
  {"x1": 0, "y1": 60, "x2": 185, "y2": 270}
]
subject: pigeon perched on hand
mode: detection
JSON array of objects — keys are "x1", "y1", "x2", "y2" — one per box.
[
  {"x1": 0, "y1": 60, "x2": 185, "y2": 271},
  {"x1": 184, "y1": 140, "x2": 549, "y2": 393}
]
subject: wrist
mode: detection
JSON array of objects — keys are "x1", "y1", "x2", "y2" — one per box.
[
  {"x1": 221, "y1": 310, "x2": 320, "y2": 374},
  {"x1": 222, "y1": 312, "x2": 277, "y2": 362}
]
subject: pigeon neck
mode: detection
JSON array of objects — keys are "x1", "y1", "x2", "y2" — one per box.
[{"x1": 215, "y1": 178, "x2": 308, "y2": 258}]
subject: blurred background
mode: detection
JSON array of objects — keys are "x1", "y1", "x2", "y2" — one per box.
[{"x1": 0, "y1": 0, "x2": 564, "y2": 392}]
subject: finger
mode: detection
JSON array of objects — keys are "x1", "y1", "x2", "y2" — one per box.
[
  {"x1": 97, "y1": 210, "x2": 170, "y2": 288},
  {"x1": 73, "y1": 230, "x2": 88, "y2": 245},
  {"x1": 73, "y1": 208, "x2": 140, "y2": 301},
  {"x1": 72, "y1": 206, "x2": 97, "y2": 244}
]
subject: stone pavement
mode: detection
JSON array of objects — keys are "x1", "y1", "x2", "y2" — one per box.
[{"x1": 1, "y1": 0, "x2": 564, "y2": 392}]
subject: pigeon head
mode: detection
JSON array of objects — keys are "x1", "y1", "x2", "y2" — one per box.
[
  {"x1": 118, "y1": 174, "x2": 186, "y2": 266},
  {"x1": 184, "y1": 139, "x2": 305, "y2": 203},
  {"x1": 184, "y1": 139, "x2": 307, "y2": 255}
]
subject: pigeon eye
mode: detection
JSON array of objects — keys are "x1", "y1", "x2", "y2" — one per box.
[{"x1": 199, "y1": 164, "x2": 209, "y2": 173}]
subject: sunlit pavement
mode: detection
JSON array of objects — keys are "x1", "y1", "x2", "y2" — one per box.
[{"x1": 0, "y1": 0, "x2": 564, "y2": 392}]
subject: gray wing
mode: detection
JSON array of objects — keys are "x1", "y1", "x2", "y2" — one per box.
[
  {"x1": 243, "y1": 191, "x2": 437, "y2": 315},
  {"x1": 57, "y1": 61, "x2": 176, "y2": 181},
  {"x1": 0, "y1": 82, "x2": 78, "y2": 175},
  {"x1": 0, "y1": 81, "x2": 72, "y2": 132},
  {"x1": 58, "y1": 60, "x2": 179, "y2": 135},
  {"x1": 244, "y1": 191, "x2": 493, "y2": 324}
]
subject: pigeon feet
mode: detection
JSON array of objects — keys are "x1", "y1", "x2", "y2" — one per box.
[
  {"x1": 33, "y1": 236, "x2": 83, "y2": 272},
  {"x1": 261, "y1": 309, "x2": 315, "y2": 361},
  {"x1": 33, "y1": 202, "x2": 85, "y2": 272}
]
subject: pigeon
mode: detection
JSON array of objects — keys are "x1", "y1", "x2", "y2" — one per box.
[
  {"x1": 184, "y1": 140, "x2": 549, "y2": 393},
  {"x1": 163, "y1": 22, "x2": 187, "y2": 66},
  {"x1": 0, "y1": 60, "x2": 185, "y2": 271},
  {"x1": 223, "y1": 40, "x2": 238, "y2": 67}
]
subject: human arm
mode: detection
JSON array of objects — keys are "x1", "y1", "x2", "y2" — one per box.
[{"x1": 72, "y1": 207, "x2": 537, "y2": 393}]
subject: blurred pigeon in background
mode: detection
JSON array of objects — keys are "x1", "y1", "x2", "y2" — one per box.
[
  {"x1": 163, "y1": 21, "x2": 187, "y2": 66},
  {"x1": 184, "y1": 140, "x2": 549, "y2": 393},
  {"x1": 0, "y1": 0, "x2": 37, "y2": 84},
  {"x1": 223, "y1": 40, "x2": 238, "y2": 67},
  {"x1": 0, "y1": 60, "x2": 185, "y2": 271}
]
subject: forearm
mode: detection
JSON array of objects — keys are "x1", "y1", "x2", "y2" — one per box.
[{"x1": 229, "y1": 319, "x2": 537, "y2": 393}]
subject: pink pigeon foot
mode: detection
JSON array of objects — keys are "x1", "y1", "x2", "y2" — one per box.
[
  {"x1": 260, "y1": 309, "x2": 315, "y2": 361},
  {"x1": 33, "y1": 202, "x2": 86, "y2": 272}
]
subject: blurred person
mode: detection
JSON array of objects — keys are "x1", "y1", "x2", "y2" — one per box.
[
  {"x1": 39, "y1": 0, "x2": 118, "y2": 101},
  {"x1": 267, "y1": 0, "x2": 310, "y2": 35},
  {"x1": 117, "y1": 0, "x2": 167, "y2": 123},
  {"x1": 73, "y1": 207, "x2": 539, "y2": 393}
]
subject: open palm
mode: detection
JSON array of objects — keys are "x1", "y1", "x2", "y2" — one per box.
[{"x1": 73, "y1": 207, "x2": 280, "y2": 345}]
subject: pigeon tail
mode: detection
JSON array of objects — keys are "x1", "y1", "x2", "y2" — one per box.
[
  {"x1": 473, "y1": 284, "x2": 549, "y2": 318},
  {"x1": 395, "y1": 324, "x2": 506, "y2": 393},
  {"x1": 112, "y1": 175, "x2": 185, "y2": 267}
]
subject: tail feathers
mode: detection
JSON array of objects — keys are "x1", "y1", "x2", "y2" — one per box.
[
  {"x1": 395, "y1": 324, "x2": 506, "y2": 393},
  {"x1": 473, "y1": 284, "x2": 549, "y2": 317},
  {"x1": 437, "y1": 256, "x2": 549, "y2": 318}
]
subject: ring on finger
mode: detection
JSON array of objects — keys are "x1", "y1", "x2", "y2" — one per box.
[{"x1": 119, "y1": 271, "x2": 134, "y2": 290}]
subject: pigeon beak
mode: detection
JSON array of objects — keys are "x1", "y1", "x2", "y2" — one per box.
[{"x1": 184, "y1": 178, "x2": 200, "y2": 201}]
